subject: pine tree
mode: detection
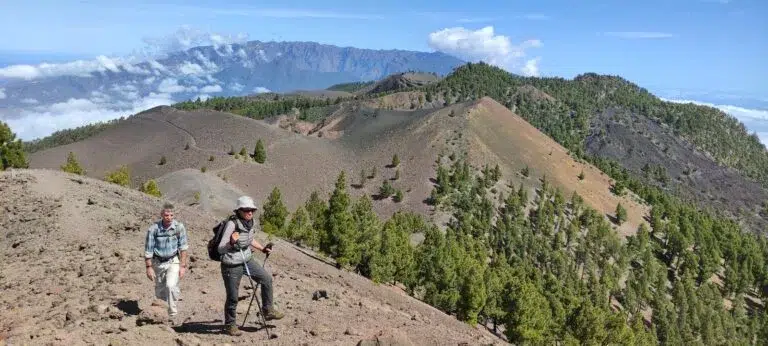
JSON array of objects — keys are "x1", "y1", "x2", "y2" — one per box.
[
  {"x1": 615, "y1": 203, "x2": 627, "y2": 225},
  {"x1": 394, "y1": 169, "x2": 400, "y2": 180},
  {"x1": 60, "y1": 151, "x2": 86, "y2": 175},
  {"x1": 505, "y1": 280, "x2": 554, "y2": 344},
  {"x1": 393, "y1": 189, "x2": 404, "y2": 202},
  {"x1": 457, "y1": 257, "x2": 487, "y2": 325},
  {"x1": 254, "y1": 138, "x2": 266, "y2": 163},
  {"x1": 0, "y1": 121, "x2": 28, "y2": 170},
  {"x1": 303, "y1": 191, "x2": 327, "y2": 249},
  {"x1": 140, "y1": 179, "x2": 162, "y2": 197},
  {"x1": 359, "y1": 168, "x2": 367, "y2": 187},
  {"x1": 260, "y1": 187, "x2": 288, "y2": 236},
  {"x1": 391, "y1": 153, "x2": 400, "y2": 167},
  {"x1": 323, "y1": 171, "x2": 356, "y2": 268},
  {"x1": 379, "y1": 180, "x2": 395, "y2": 198},
  {"x1": 352, "y1": 195, "x2": 381, "y2": 277},
  {"x1": 286, "y1": 206, "x2": 310, "y2": 244}
]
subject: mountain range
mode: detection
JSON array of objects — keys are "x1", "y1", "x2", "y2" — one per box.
[{"x1": 0, "y1": 41, "x2": 463, "y2": 110}]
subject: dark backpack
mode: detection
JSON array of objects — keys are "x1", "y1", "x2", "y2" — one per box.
[{"x1": 207, "y1": 215, "x2": 237, "y2": 261}]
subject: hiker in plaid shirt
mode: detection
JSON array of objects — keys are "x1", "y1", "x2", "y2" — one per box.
[{"x1": 144, "y1": 202, "x2": 189, "y2": 323}]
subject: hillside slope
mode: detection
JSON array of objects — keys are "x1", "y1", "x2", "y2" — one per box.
[
  {"x1": 466, "y1": 97, "x2": 646, "y2": 236},
  {"x1": 0, "y1": 169, "x2": 502, "y2": 345},
  {"x1": 27, "y1": 93, "x2": 648, "y2": 236}
]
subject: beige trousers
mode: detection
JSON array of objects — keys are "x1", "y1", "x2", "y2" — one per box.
[{"x1": 152, "y1": 256, "x2": 180, "y2": 317}]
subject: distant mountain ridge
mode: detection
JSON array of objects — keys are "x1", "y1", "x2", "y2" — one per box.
[{"x1": 0, "y1": 40, "x2": 465, "y2": 108}]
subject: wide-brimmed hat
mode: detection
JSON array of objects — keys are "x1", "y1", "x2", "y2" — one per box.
[{"x1": 234, "y1": 196, "x2": 258, "y2": 211}]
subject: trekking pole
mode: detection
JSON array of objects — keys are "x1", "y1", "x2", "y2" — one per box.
[
  {"x1": 239, "y1": 243, "x2": 274, "y2": 338},
  {"x1": 241, "y1": 243, "x2": 273, "y2": 326}
]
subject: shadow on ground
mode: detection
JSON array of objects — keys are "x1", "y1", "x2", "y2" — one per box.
[{"x1": 173, "y1": 320, "x2": 275, "y2": 335}]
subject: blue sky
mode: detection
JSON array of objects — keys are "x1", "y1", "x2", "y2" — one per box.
[
  {"x1": 1, "y1": 0, "x2": 765, "y2": 97},
  {"x1": 0, "y1": 0, "x2": 766, "y2": 142}
]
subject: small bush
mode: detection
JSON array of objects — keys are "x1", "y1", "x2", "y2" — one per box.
[
  {"x1": 140, "y1": 179, "x2": 162, "y2": 197},
  {"x1": 159, "y1": 155, "x2": 167, "y2": 165},
  {"x1": 105, "y1": 166, "x2": 130, "y2": 187},
  {"x1": 201, "y1": 166, "x2": 207, "y2": 173},
  {"x1": 393, "y1": 189, "x2": 403, "y2": 202},
  {"x1": 209, "y1": 155, "x2": 214, "y2": 161},
  {"x1": 379, "y1": 180, "x2": 395, "y2": 198},
  {"x1": 578, "y1": 170, "x2": 585, "y2": 181},
  {"x1": 60, "y1": 151, "x2": 85, "y2": 175},
  {"x1": 184, "y1": 143, "x2": 190, "y2": 150},
  {"x1": 391, "y1": 154, "x2": 400, "y2": 167}
]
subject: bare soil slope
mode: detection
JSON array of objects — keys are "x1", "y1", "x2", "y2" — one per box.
[
  {"x1": 0, "y1": 169, "x2": 502, "y2": 345},
  {"x1": 27, "y1": 94, "x2": 648, "y2": 236},
  {"x1": 586, "y1": 107, "x2": 768, "y2": 232},
  {"x1": 465, "y1": 97, "x2": 648, "y2": 235},
  {"x1": 154, "y1": 168, "x2": 248, "y2": 218}
]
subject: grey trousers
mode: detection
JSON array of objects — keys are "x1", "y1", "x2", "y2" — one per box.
[{"x1": 220, "y1": 257, "x2": 273, "y2": 326}]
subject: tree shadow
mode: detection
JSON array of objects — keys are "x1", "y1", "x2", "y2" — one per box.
[
  {"x1": 173, "y1": 320, "x2": 274, "y2": 335},
  {"x1": 351, "y1": 183, "x2": 364, "y2": 189},
  {"x1": 372, "y1": 193, "x2": 390, "y2": 201},
  {"x1": 605, "y1": 213, "x2": 619, "y2": 225},
  {"x1": 114, "y1": 299, "x2": 140, "y2": 316}
]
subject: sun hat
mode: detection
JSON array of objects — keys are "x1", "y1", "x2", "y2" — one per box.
[{"x1": 234, "y1": 196, "x2": 258, "y2": 211}]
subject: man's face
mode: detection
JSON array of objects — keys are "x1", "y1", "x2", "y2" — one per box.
[{"x1": 161, "y1": 210, "x2": 174, "y2": 224}]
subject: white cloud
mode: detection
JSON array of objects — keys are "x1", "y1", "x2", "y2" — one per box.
[
  {"x1": 521, "y1": 58, "x2": 541, "y2": 77},
  {"x1": 662, "y1": 98, "x2": 768, "y2": 121},
  {"x1": 157, "y1": 78, "x2": 197, "y2": 94},
  {"x1": 110, "y1": 84, "x2": 140, "y2": 100},
  {"x1": 662, "y1": 98, "x2": 768, "y2": 146},
  {"x1": 254, "y1": 87, "x2": 271, "y2": 93},
  {"x1": 0, "y1": 55, "x2": 134, "y2": 80},
  {"x1": 21, "y1": 98, "x2": 38, "y2": 104},
  {"x1": 178, "y1": 62, "x2": 206, "y2": 75},
  {"x1": 143, "y1": 76, "x2": 157, "y2": 85},
  {"x1": 3, "y1": 92, "x2": 176, "y2": 141},
  {"x1": 0, "y1": 88, "x2": 5, "y2": 99},
  {"x1": 229, "y1": 82, "x2": 244, "y2": 92},
  {"x1": 603, "y1": 31, "x2": 676, "y2": 39},
  {"x1": 135, "y1": 25, "x2": 250, "y2": 59},
  {"x1": 199, "y1": 84, "x2": 223, "y2": 93},
  {"x1": 758, "y1": 132, "x2": 768, "y2": 145},
  {"x1": 427, "y1": 26, "x2": 542, "y2": 76}
]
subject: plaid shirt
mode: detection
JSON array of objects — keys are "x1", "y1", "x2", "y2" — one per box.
[{"x1": 144, "y1": 219, "x2": 189, "y2": 259}]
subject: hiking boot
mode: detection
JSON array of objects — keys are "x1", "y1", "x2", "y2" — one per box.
[
  {"x1": 223, "y1": 324, "x2": 243, "y2": 336},
  {"x1": 263, "y1": 307, "x2": 285, "y2": 321}
]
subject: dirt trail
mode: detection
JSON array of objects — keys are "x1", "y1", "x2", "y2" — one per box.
[{"x1": 0, "y1": 169, "x2": 504, "y2": 345}]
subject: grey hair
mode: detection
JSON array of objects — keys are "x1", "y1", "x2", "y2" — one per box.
[{"x1": 161, "y1": 202, "x2": 175, "y2": 212}]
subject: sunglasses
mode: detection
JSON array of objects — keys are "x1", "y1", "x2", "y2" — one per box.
[{"x1": 239, "y1": 208, "x2": 256, "y2": 213}]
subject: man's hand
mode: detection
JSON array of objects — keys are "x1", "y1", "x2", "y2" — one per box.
[
  {"x1": 146, "y1": 266, "x2": 155, "y2": 281},
  {"x1": 230, "y1": 231, "x2": 239, "y2": 245},
  {"x1": 179, "y1": 266, "x2": 186, "y2": 279}
]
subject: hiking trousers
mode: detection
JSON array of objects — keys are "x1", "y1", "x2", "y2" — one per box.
[
  {"x1": 152, "y1": 256, "x2": 181, "y2": 317},
  {"x1": 220, "y1": 257, "x2": 273, "y2": 326}
]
